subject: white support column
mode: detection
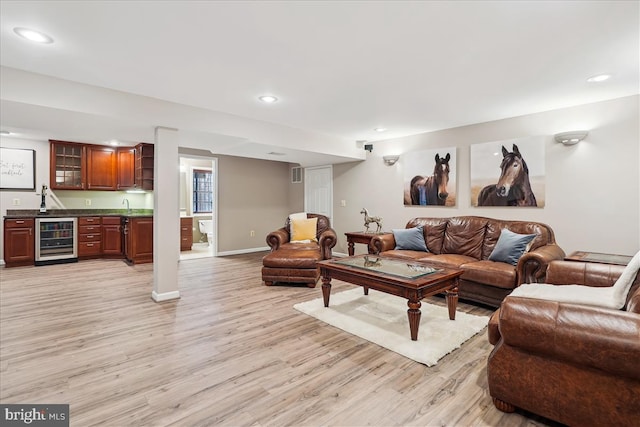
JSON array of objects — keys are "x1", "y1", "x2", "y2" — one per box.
[{"x1": 152, "y1": 126, "x2": 181, "y2": 302}]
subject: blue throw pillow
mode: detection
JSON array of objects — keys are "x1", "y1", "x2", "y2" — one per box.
[
  {"x1": 489, "y1": 229, "x2": 536, "y2": 266},
  {"x1": 392, "y1": 226, "x2": 428, "y2": 251}
]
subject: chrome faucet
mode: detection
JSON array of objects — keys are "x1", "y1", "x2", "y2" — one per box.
[{"x1": 122, "y1": 198, "x2": 131, "y2": 214}]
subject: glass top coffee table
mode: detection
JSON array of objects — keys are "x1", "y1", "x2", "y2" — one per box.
[{"x1": 317, "y1": 254, "x2": 464, "y2": 341}]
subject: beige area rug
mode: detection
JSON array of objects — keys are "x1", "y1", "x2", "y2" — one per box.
[{"x1": 294, "y1": 287, "x2": 489, "y2": 366}]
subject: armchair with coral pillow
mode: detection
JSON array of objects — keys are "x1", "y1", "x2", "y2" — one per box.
[{"x1": 262, "y1": 213, "x2": 337, "y2": 287}]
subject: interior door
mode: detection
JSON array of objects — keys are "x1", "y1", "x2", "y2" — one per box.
[{"x1": 304, "y1": 165, "x2": 333, "y2": 220}]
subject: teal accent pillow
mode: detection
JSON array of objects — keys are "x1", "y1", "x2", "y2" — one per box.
[
  {"x1": 392, "y1": 226, "x2": 428, "y2": 251},
  {"x1": 489, "y1": 229, "x2": 536, "y2": 266}
]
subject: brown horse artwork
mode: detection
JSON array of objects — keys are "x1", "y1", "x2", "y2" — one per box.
[
  {"x1": 409, "y1": 153, "x2": 451, "y2": 205},
  {"x1": 477, "y1": 144, "x2": 537, "y2": 207}
]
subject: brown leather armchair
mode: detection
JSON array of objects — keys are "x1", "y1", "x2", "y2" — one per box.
[
  {"x1": 262, "y1": 213, "x2": 337, "y2": 287},
  {"x1": 487, "y1": 260, "x2": 640, "y2": 426}
]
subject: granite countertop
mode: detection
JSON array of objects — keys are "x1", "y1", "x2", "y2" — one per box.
[{"x1": 4, "y1": 209, "x2": 153, "y2": 219}]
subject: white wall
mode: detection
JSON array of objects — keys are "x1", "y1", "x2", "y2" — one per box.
[{"x1": 332, "y1": 95, "x2": 640, "y2": 257}]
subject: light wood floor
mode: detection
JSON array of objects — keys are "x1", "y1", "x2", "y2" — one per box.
[{"x1": 0, "y1": 253, "x2": 557, "y2": 427}]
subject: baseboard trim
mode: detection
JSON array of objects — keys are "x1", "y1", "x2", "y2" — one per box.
[
  {"x1": 217, "y1": 247, "x2": 269, "y2": 256},
  {"x1": 151, "y1": 290, "x2": 181, "y2": 302}
]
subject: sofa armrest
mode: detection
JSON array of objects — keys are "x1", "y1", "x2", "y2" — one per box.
[
  {"x1": 370, "y1": 234, "x2": 396, "y2": 254},
  {"x1": 265, "y1": 228, "x2": 289, "y2": 251},
  {"x1": 545, "y1": 260, "x2": 625, "y2": 286},
  {"x1": 516, "y1": 243, "x2": 565, "y2": 285},
  {"x1": 318, "y1": 228, "x2": 338, "y2": 260},
  {"x1": 497, "y1": 296, "x2": 640, "y2": 380}
]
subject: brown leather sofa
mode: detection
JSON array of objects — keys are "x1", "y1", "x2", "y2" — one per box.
[
  {"x1": 487, "y1": 260, "x2": 640, "y2": 426},
  {"x1": 262, "y1": 213, "x2": 337, "y2": 287},
  {"x1": 370, "y1": 216, "x2": 565, "y2": 307}
]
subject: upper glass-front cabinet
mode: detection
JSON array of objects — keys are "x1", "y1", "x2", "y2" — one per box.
[{"x1": 50, "y1": 140, "x2": 85, "y2": 190}]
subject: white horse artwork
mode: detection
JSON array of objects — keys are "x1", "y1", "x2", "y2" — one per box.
[{"x1": 360, "y1": 208, "x2": 383, "y2": 233}]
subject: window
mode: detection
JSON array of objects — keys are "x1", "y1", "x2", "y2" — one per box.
[{"x1": 193, "y1": 169, "x2": 213, "y2": 213}]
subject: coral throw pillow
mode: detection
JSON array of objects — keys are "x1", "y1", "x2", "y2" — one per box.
[{"x1": 291, "y1": 218, "x2": 318, "y2": 242}]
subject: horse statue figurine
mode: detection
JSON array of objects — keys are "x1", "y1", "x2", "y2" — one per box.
[
  {"x1": 477, "y1": 144, "x2": 537, "y2": 206},
  {"x1": 363, "y1": 255, "x2": 382, "y2": 268},
  {"x1": 360, "y1": 208, "x2": 383, "y2": 233},
  {"x1": 409, "y1": 153, "x2": 451, "y2": 205}
]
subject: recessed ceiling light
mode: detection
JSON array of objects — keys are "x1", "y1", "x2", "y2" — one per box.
[
  {"x1": 374, "y1": 128, "x2": 387, "y2": 132},
  {"x1": 0, "y1": 131, "x2": 12, "y2": 136},
  {"x1": 13, "y1": 27, "x2": 54, "y2": 44},
  {"x1": 259, "y1": 95, "x2": 278, "y2": 103},
  {"x1": 587, "y1": 74, "x2": 611, "y2": 83}
]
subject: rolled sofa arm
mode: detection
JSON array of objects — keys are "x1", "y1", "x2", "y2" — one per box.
[
  {"x1": 497, "y1": 296, "x2": 640, "y2": 380},
  {"x1": 516, "y1": 243, "x2": 566, "y2": 285},
  {"x1": 370, "y1": 234, "x2": 396, "y2": 254},
  {"x1": 318, "y1": 228, "x2": 338, "y2": 260},
  {"x1": 265, "y1": 228, "x2": 288, "y2": 251}
]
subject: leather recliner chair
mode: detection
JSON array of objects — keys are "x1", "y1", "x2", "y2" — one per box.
[
  {"x1": 262, "y1": 213, "x2": 337, "y2": 287},
  {"x1": 487, "y1": 260, "x2": 640, "y2": 426}
]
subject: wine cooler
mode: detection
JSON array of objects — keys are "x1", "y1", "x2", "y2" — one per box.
[{"x1": 35, "y1": 217, "x2": 78, "y2": 265}]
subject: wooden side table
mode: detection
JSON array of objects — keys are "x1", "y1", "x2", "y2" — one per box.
[
  {"x1": 344, "y1": 231, "x2": 391, "y2": 256},
  {"x1": 565, "y1": 251, "x2": 633, "y2": 266}
]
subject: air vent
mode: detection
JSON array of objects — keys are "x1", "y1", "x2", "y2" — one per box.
[{"x1": 291, "y1": 167, "x2": 302, "y2": 184}]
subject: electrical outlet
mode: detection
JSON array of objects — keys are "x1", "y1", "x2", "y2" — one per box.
[
  {"x1": 85, "y1": 199, "x2": 92, "y2": 206},
  {"x1": 340, "y1": 200, "x2": 347, "y2": 207},
  {"x1": 12, "y1": 198, "x2": 20, "y2": 206},
  {"x1": 250, "y1": 230, "x2": 255, "y2": 237}
]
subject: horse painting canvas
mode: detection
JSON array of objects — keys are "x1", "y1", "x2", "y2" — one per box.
[
  {"x1": 404, "y1": 147, "x2": 457, "y2": 207},
  {"x1": 471, "y1": 138, "x2": 545, "y2": 207}
]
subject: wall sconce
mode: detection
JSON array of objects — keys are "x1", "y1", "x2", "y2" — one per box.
[
  {"x1": 554, "y1": 130, "x2": 588, "y2": 145},
  {"x1": 383, "y1": 155, "x2": 400, "y2": 166}
]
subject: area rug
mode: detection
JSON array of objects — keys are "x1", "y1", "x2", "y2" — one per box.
[{"x1": 293, "y1": 287, "x2": 489, "y2": 366}]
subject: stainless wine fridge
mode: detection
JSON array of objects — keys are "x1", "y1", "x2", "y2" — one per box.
[{"x1": 35, "y1": 217, "x2": 78, "y2": 265}]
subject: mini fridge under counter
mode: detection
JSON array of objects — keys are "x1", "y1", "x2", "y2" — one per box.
[{"x1": 35, "y1": 217, "x2": 78, "y2": 265}]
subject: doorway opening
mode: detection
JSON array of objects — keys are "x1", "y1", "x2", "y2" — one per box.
[{"x1": 179, "y1": 156, "x2": 217, "y2": 260}]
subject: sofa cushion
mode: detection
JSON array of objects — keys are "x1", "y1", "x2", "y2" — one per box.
[
  {"x1": 417, "y1": 254, "x2": 478, "y2": 268},
  {"x1": 461, "y1": 260, "x2": 517, "y2": 289},
  {"x1": 407, "y1": 218, "x2": 447, "y2": 253},
  {"x1": 483, "y1": 220, "x2": 550, "y2": 259},
  {"x1": 392, "y1": 226, "x2": 428, "y2": 251},
  {"x1": 379, "y1": 250, "x2": 434, "y2": 261},
  {"x1": 442, "y1": 217, "x2": 486, "y2": 259},
  {"x1": 488, "y1": 229, "x2": 536, "y2": 265}
]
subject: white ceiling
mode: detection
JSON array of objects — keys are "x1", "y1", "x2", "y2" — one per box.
[{"x1": 1, "y1": 1, "x2": 638, "y2": 165}]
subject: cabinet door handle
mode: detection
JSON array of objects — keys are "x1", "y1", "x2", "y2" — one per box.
[
  {"x1": 87, "y1": 235, "x2": 94, "y2": 238},
  {"x1": 87, "y1": 243, "x2": 94, "y2": 247},
  {"x1": 15, "y1": 220, "x2": 25, "y2": 224}
]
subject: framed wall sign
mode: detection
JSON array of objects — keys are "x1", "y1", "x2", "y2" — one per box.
[{"x1": 0, "y1": 147, "x2": 36, "y2": 190}]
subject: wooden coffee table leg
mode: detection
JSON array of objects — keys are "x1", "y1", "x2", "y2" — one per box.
[
  {"x1": 446, "y1": 284, "x2": 458, "y2": 320},
  {"x1": 407, "y1": 300, "x2": 422, "y2": 341},
  {"x1": 321, "y1": 275, "x2": 332, "y2": 307}
]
